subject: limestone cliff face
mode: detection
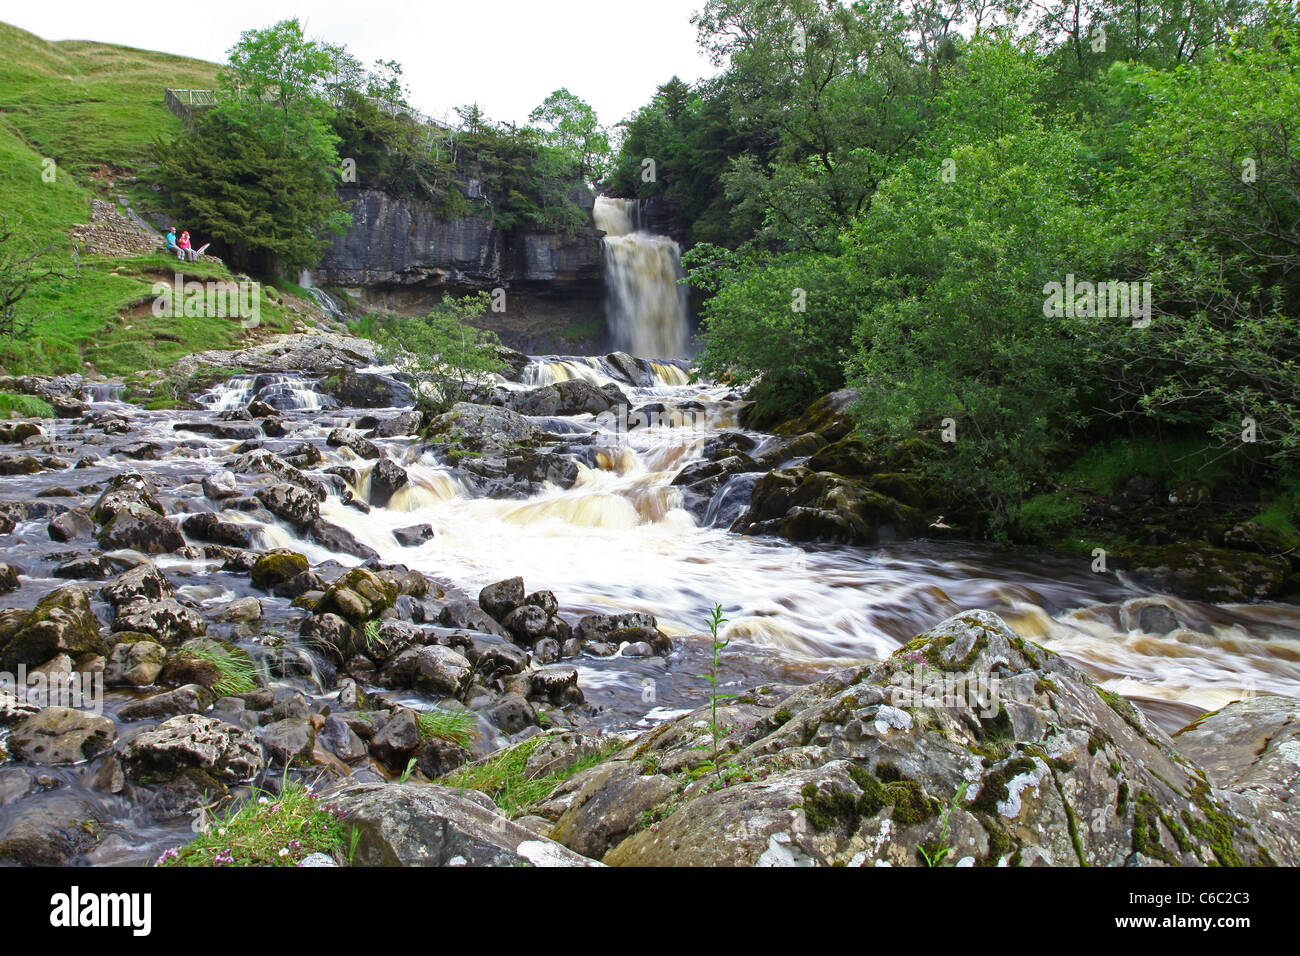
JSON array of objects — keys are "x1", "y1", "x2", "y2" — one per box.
[{"x1": 316, "y1": 188, "x2": 602, "y2": 293}]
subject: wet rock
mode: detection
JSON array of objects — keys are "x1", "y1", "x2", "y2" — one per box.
[
  {"x1": 414, "y1": 736, "x2": 470, "y2": 777},
  {"x1": 52, "y1": 555, "x2": 114, "y2": 580},
  {"x1": 426, "y1": 403, "x2": 541, "y2": 456},
  {"x1": 256, "y1": 482, "x2": 320, "y2": 528},
  {"x1": 315, "y1": 567, "x2": 399, "y2": 625},
  {"x1": 369, "y1": 708, "x2": 421, "y2": 766},
  {"x1": 260, "y1": 717, "x2": 316, "y2": 765},
  {"x1": 322, "y1": 370, "x2": 414, "y2": 408},
  {"x1": 512, "y1": 379, "x2": 626, "y2": 417},
  {"x1": 1118, "y1": 543, "x2": 1291, "y2": 602},
  {"x1": 0, "y1": 421, "x2": 42, "y2": 443},
  {"x1": 111, "y1": 599, "x2": 206, "y2": 644},
  {"x1": 118, "y1": 683, "x2": 214, "y2": 722},
  {"x1": 201, "y1": 471, "x2": 240, "y2": 500},
  {"x1": 328, "y1": 427, "x2": 381, "y2": 459},
  {"x1": 97, "y1": 506, "x2": 185, "y2": 554},
  {"x1": 734, "y1": 466, "x2": 922, "y2": 546},
  {"x1": 0, "y1": 792, "x2": 107, "y2": 865},
  {"x1": 575, "y1": 612, "x2": 656, "y2": 645},
  {"x1": 103, "y1": 639, "x2": 167, "y2": 686},
  {"x1": 0, "y1": 585, "x2": 107, "y2": 670},
  {"x1": 320, "y1": 714, "x2": 367, "y2": 762},
  {"x1": 479, "y1": 576, "x2": 525, "y2": 621},
  {"x1": 368, "y1": 459, "x2": 408, "y2": 507},
  {"x1": 529, "y1": 667, "x2": 583, "y2": 706},
  {"x1": 173, "y1": 421, "x2": 262, "y2": 440},
  {"x1": 48, "y1": 508, "x2": 95, "y2": 542},
  {"x1": 502, "y1": 605, "x2": 551, "y2": 646},
  {"x1": 121, "y1": 713, "x2": 264, "y2": 784},
  {"x1": 370, "y1": 410, "x2": 421, "y2": 438},
  {"x1": 394, "y1": 523, "x2": 436, "y2": 547},
  {"x1": 0, "y1": 562, "x2": 17, "y2": 593},
  {"x1": 0, "y1": 454, "x2": 44, "y2": 475},
  {"x1": 250, "y1": 549, "x2": 310, "y2": 590},
  {"x1": 378, "y1": 645, "x2": 472, "y2": 696},
  {"x1": 0, "y1": 689, "x2": 42, "y2": 726},
  {"x1": 307, "y1": 518, "x2": 380, "y2": 561},
  {"x1": 328, "y1": 781, "x2": 600, "y2": 866},
  {"x1": 464, "y1": 634, "x2": 529, "y2": 676},
  {"x1": 181, "y1": 511, "x2": 255, "y2": 548},
  {"x1": 275, "y1": 571, "x2": 324, "y2": 600},
  {"x1": 8, "y1": 706, "x2": 116, "y2": 765},
  {"x1": 489, "y1": 692, "x2": 538, "y2": 734},
  {"x1": 300, "y1": 612, "x2": 359, "y2": 664},
  {"x1": 101, "y1": 564, "x2": 172, "y2": 608},
  {"x1": 214, "y1": 596, "x2": 262, "y2": 624},
  {"x1": 1173, "y1": 696, "x2": 1300, "y2": 809}
]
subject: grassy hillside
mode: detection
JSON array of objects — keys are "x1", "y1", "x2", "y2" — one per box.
[{"x1": 0, "y1": 22, "x2": 296, "y2": 381}]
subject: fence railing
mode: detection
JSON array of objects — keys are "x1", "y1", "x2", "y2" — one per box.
[{"x1": 163, "y1": 88, "x2": 456, "y2": 140}]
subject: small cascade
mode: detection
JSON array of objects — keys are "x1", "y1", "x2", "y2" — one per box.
[
  {"x1": 298, "y1": 269, "x2": 348, "y2": 322},
  {"x1": 594, "y1": 197, "x2": 690, "y2": 360},
  {"x1": 198, "y1": 373, "x2": 331, "y2": 412}
]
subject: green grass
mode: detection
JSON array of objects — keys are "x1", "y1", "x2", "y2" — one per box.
[
  {"x1": 177, "y1": 643, "x2": 260, "y2": 697},
  {"x1": 415, "y1": 708, "x2": 477, "y2": 748},
  {"x1": 1062, "y1": 436, "x2": 1238, "y2": 495},
  {"x1": 439, "y1": 734, "x2": 623, "y2": 818},
  {"x1": 0, "y1": 392, "x2": 53, "y2": 418},
  {"x1": 1252, "y1": 472, "x2": 1300, "y2": 538},
  {"x1": 0, "y1": 22, "x2": 304, "y2": 378},
  {"x1": 156, "y1": 781, "x2": 345, "y2": 867}
]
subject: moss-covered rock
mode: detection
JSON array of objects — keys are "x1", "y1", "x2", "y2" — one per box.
[
  {"x1": 249, "y1": 549, "x2": 310, "y2": 590},
  {"x1": 313, "y1": 567, "x2": 399, "y2": 625},
  {"x1": 0, "y1": 585, "x2": 107, "y2": 670}
]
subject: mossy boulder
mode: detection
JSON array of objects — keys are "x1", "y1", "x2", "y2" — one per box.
[
  {"x1": 734, "y1": 466, "x2": 922, "y2": 545},
  {"x1": 1117, "y1": 543, "x2": 1291, "y2": 602},
  {"x1": 544, "y1": 610, "x2": 1298, "y2": 867},
  {"x1": 314, "y1": 568, "x2": 399, "y2": 625},
  {"x1": 250, "y1": 549, "x2": 310, "y2": 590},
  {"x1": 0, "y1": 585, "x2": 107, "y2": 670}
]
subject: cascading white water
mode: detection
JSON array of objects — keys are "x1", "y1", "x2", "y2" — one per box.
[{"x1": 595, "y1": 197, "x2": 690, "y2": 360}]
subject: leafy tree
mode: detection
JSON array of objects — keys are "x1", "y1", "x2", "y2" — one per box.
[
  {"x1": 528, "y1": 89, "x2": 611, "y2": 182},
  {"x1": 375, "y1": 293, "x2": 506, "y2": 413}
]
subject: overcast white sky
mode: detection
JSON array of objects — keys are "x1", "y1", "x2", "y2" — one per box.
[{"x1": 5, "y1": 0, "x2": 720, "y2": 126}]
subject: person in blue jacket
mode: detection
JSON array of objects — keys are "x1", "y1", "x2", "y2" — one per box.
[{"x1": 165, "y1": 227, "x2": 184, "y2": 260}]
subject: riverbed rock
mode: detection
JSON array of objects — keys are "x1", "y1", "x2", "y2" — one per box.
[
  {"x1": 0, "y1": 585, "x2": 107, "y2": 670},
  {"x1": 48, "y1": 508, "x2": 94, "y2": 542},
  {"x1": 201, "y1": 471, "x2": 239, "y2": 500},
  {"x1": 512, "y1": 379, "x2": 626, "y2": 417},
  {"x1": 8, "y1": 706, "x2": 117, "y2": 765},
  {"x1": 118, "y1": 684, "x2": 214, "y2": 722},
  {"x1": 260, "y1": 717, "x2": 316, "y2": 765},
  {"x1": 426, "y1": 403, "x2": 541, "y2": 456},
  {"x1": 328, "y1": 781, "x2": 601, "y2": 866},
  {"x1": 111, "y1": 598, "x2": 206, "y2": 644},
  {"x1": 250, "y1": 549, "x2": 310, "y2": 590},
  {"x1": 479, "y1": 577, "x2": 525, "y2": 621},
  {"x1": 0, "y1": 791, "x2": 107, "y2": 865},
  {"x1": 393, "y1": 523, "x2": 436, "y2": 547},
  {"x1": 256, "y1": 482, "x2": 320, "y2": 528},
  {"x1": 96, "y1": 504, "x2": 185, "y2": 554},
  {"x1": 549, "y1": 610, "x2": 1298, "y2": 867},
  {"x1": 121, "y1": 713, "x2": 264, "y2": 784},
  {"x1": 378, "y1": 645, "x2": 473, "y2": 696},
  {"x1": 101, "y1": 564, "x2": 172, "y2": 608},
  {"x1": 181, "y1": 511, "x2": 255, "y2": 548},
  {"x1": 1117, "y1": 543, "x2": 1291, "y2": 602},
  {"x1": 315, "y1": 567, "x2": 399, "y2": 625},
  {"x1": 367, "y1": 459, "x2": 409, "y2": 507},
  {"x1": 103, "y1": 638, "x2": 167, "y2": 686},
  {"x1": 734, "y1": 466, "x2": 922, "y2": 546}
]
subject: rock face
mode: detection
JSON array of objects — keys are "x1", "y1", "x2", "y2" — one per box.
[
  {"x1": 316, "y1": 188, "x2": 602, "y2": 292},
  {"x1": 329, "y1": 781, "x2": 601, "y2": 867},
  {"x1": 540, "y1": 611, "x2": 1299, "y2": 867}
]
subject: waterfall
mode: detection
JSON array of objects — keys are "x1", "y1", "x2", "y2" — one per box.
[{"x1": 595, "y1": 197, "x2": 690, "y2": 360}]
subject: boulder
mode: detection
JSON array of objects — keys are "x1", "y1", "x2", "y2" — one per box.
[
  {"x1": 117, "y1": 684, "x2": 214, "y2": 722},
  {"x1": 48, "y1": 508, "x2": 94, "y2": 542},
  {"x1": 549, "y1": 611, "x2": 1300, "y2": 867},
  {"x1": 328, "y1": 428, "x2": 381, "y2": 459},
  {"x1": 256, "y1": 483, "x2": 320, "y2": 528},
  {"x1": 479, "y1": 576, "x2": 525, "y2": 621},
  {"x1": 314, "y1": 567, "x2": 399, "y2": 625},
  {"x1": 394, "y1": 523, "x2": 436, "y2": 547},
  {"x1": 249, "y1": 549, "x2": 310, "y2": 590},
  {"x1": 8, "y1": 706, "x2": 116, "y2": 765},
  {"x1": 0, "y1": 585, "x2": 107, "y2": 670},
  {"x1": 426, "y1": 403, "x2": 541, "y2": 456},
  {"x1": 378, "y1": 645, "x2": 472, "y2": 696},
  {"x1": 103, "y1": 639, "x2": 167, "y2": 686},
  {"x1": 367, "y1": 459, "x2": 409, "y2": 507},
  {"x1": 181, "y1": 512, "x2": 255, "y2": 548},
  {"x1": 121, "y1": 713, "x2": 264, "y2": 784},
  {"x1": 328, "y1": 781, "x2": 601, "y2": 866}
]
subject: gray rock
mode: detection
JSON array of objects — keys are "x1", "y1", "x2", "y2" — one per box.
[
  {"x1": 328, "y1": 781, "x2": 602, "y2": 866},
  {"x1": 394, "y1": 523, "x2": 436, "y2": 547},
  {"x1": 256, "y1": 482, "x2": 320, "y2": 528},
  {"x1": 368, "y1": 459, "x2": 408, "y2": 507},
  {"x1": 259, "y1": 717, "x2": 316, "y2": 765},
  {"x1": 378, "y1": 645, "x2": 472, "y2": 696},
  {"x1": 118, "y1": 684, "x2": 213, "y2": 722},
  {"x1": 104, "y1": 639, "x2": 167, "y2": 686},
  {"x1": 201, "y1": 471, "x2": 239, "y2": 500},
  {"x1": 121, "y1": 713, "x2": 264, "y2": 783},
  {"x1": 479, "y1": 576, "x2": 525, "y2": 621},
  {"x1": 8, "y1": 706, "x2": 116, "y2": 765}
]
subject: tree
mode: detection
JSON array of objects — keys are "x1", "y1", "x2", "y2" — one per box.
[
  {"x1": 528, "y1": 88, "x2": 611, "y2": 182},
  {"x1": 375, "y1": 293, "x2": 506, "y2": 413},
  {"x1": 0, "y1": 217, "x2": 68, "y2": 340}
]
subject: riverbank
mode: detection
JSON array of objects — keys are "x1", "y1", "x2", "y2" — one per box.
[{"x1": 0, "y1": 330, "x2": 1297, "y2": 866}]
